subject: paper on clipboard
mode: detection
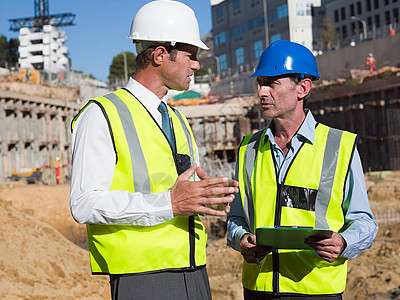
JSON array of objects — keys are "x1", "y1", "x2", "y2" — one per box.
[{"x1": 255, "y1": 227, "x2": 333, "y2": 250}]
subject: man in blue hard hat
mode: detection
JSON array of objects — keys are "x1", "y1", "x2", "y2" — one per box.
[{"x1": 227, "y1": 40, "x2": 378, "y2": 299}]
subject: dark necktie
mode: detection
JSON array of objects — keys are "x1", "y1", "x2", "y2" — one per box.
[{"x1": 157, "y1": 101, "x2": 176, "y2": 153}]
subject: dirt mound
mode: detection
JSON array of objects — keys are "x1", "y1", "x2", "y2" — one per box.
[
  {"x1": 0, "y1": 185, "x2": 87, "y2": 247},
  {"x1": 0, "y1": 196, "x2": 109, "y2": 299},
  {"x1": 343, "y1": 223, "x2": 400, "y2": 299}
]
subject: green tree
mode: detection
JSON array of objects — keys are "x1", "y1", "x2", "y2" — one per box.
[
  {"x1": 8, "y1": 38, "x2": 19, "y2": 67},
  {"x1": 0, "y1": 35, "x2": 8, "y2": 67},
  {"x1": 318, "y1": 15, "x2": 339, "y2": 51},
  {"x1": 0, "y1": 34, "x2": 19, "y2": 68},
  {"x1": 108, "y1": 51, "x2": 136, "y2": 83}
]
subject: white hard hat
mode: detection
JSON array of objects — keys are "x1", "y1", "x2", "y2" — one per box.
[{"x1": 128, "y1": 0, "x2": 208, "y2": 52}]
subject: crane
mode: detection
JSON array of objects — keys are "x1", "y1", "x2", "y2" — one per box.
[{"x1": 8, "y1": 0, "x2": 75, "y2": 32}]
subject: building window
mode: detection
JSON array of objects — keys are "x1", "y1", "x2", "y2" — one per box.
[
  {"x1": 367, "y1": 16, "x2": 373, "y2": 28},
  {"x1": 375, "y1": 14, "x2": 381, "y2": 28},
  {"x1": 384, "y1": 0, "x2": 389, "y2": 4},
  {"x1": 248, "y1": 16, "x2": 264, "y2": 30},
  {"x1": 351, "y1": 22, "x2": 356, "y2": 34},
  {"x1": 217, "y1": 7, "x2": 223, "y2": 20},
  {"x1": 231, "y1": 23, "x2": 247, "y2": 38},
  {"x1": 350, "y1": 4, "x2": 355, "y2": 16},
  {"x1": 278, "y1": 4, "x2": 288, "y2": 18},
  {"x1": 385, "y1": 10, "x2": 391, "y2": 24},
  {"x1": 342, "y1": 25, "x2": 347, "y2": 38},
  {"x1": 235, "y1": 47, "x2": 244, "y2": 65},
  {"x1": 366, "y1": 0, "x2": 372, "y2": 11},
  {"x1": 394, "y1": 8, "x2": 399, "y2": 23},
  {"x1": 374, "y1": 0, "x2": 379, "y2": 9},
  {"x1": 269, "y1": 10, "x2": 277, "y2": 22},
  {"x1": 295, "y1": 3, "x2": 312, "y2": 16},
  {"x1": 220, "y1": 54, "x2": 227, "y2": 71},
  {"x1": 270, "y1": 33, "x2": 281, "y2": 43},
  {"x1": 341, "y1": 7, "x2": 346, "y2": 20},
  {"x1": 357, "y1": 1, "x2": 362, "y2": 14},
  {"x1": 334, "y1": 10, "x2": 339, "y2": 22},
  {"x1": 214, "y1": 32, "x2": 228, "y2": 46},
  {"x1": 233, "y1": 0, "x2": 240, "y2": 11},
  {"x1": 254, "y1": 40, "x2": 263, "y2": 59},
  {"x1": 269, "y1": 4, "x2": 288, "y2": 22},
  {"x1": 31, "y1": 39, "x2": 43, "y2": 44}
]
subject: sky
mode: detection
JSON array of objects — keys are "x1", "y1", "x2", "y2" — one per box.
[{"x1": 0, "y1": 0, "x2": 213, "y2": 81}]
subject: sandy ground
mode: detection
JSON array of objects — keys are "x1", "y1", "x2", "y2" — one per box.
[
  {"x1": 0, "y1": 171, "x2": 399, "y2": 299},
  {"x1": 0, "y1": 187, "x2": 109, "y2": 299}
]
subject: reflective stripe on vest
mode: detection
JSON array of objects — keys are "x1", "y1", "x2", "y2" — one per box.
[
  {"x1": 103, "y1": 92, "x2": 151, "y2": 193},
  {"x1": 72, "y1": 89, "x2": 206, "y2": 275},
  {"x1": 238, "y1": 123, "x2": 357, "y2": 295}
]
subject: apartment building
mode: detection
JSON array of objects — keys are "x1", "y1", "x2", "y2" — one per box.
[
  {"x1": 211, "y1": 0, "x2": 322, "y2": 80},
  {"x1": 18, "y1": 24, "x2": 69, "y2": 74},
  {"x1": 325, "y1": 0, "x2": 400, "y2": 45}
]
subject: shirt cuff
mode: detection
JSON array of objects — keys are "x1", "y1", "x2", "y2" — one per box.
[{"x1": 227, "y1": 226, "x2": 249, "y2": 251}]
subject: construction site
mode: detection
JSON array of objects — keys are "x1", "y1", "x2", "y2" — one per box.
[{"x1": 1, "y1": 52, "x2": 400, "y2": 299}]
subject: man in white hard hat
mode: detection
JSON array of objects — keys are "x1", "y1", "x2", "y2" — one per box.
[{"x1": 70, "y1": 1, "x2": 238, "y2": 299}]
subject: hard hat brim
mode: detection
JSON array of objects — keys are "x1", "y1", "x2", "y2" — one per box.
[{"x1": 127, "y1": 36, "x2": 209, "y2": 51}]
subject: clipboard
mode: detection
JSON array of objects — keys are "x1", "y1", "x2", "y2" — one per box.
[{"x1": 255, "y1": 227, "x2": 333, "y2": 250}]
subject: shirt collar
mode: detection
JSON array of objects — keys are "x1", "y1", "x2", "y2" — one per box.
[
  {"x1": 265, "y1": 109, "x2": 316, "y2": 145},
  {"x1": 124, "y1": 77, "x2": 167, "y2": 113}
]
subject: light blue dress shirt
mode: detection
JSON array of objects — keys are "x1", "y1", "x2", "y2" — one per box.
[{"x1": 227, "y1": 110, "x2": 378, "y2": 258}]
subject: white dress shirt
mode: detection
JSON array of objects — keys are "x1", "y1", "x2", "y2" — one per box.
[{"x1": 70, "y1": 78, "x2": 196, "y2": 226}]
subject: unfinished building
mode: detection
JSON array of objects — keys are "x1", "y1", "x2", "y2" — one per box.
[
  {"x1": 308, "y1": 74, "x2": 400, "y2": 171},
  {"x1": 1, "y1": 71, "x2": 399, "y2": 185},
  {"x1": 0, "y1": 83, "x2": 80, "y2": 185}
]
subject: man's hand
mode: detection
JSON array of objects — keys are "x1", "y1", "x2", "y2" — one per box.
[
  {"x1": 305, "y1": 232, "x2": 347, "y2": 263},
  {"x1": 170, "y1": 164, "x2": 239, "y2": 217},
  {"x1": 195, "y1": 166, "x2": 238, "y2": 214},
  {"x1": 239, "y1": 234, "x2": 271, "y2": 264}
]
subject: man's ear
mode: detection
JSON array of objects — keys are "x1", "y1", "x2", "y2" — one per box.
[
  {"x1": 152, "y1": 46, "x2": 168, "y2": 66},
  {"x1": 297, "y1": 78, "x2": 312, "y2": 100}
]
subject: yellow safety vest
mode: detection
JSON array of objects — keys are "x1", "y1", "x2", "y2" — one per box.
[
  {"x1": 238, "y1": 123, "x2": 357, "y2": 295},
  {"x1": 72, "y1": 88, "x2": 207, "y2": 275}
]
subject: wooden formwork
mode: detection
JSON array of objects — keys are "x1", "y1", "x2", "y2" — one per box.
[
  {"x1": 0, "y1": 89, "x2": 80, "y2": 184},
  {"x1": 308, "y1": 76, "x2": 400, "y2": 171}
]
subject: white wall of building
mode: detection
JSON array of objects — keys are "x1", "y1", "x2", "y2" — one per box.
[{"x1": 288, "y1": 0, "x2": 321, "y2": 51}]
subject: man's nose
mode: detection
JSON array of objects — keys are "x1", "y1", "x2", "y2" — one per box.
[
  {"x1": 191, "y1": 60, "x2": 200, "y2": 70},
  {"x1": 257, "y1": 85, "x2": 270, "y2": 98}
]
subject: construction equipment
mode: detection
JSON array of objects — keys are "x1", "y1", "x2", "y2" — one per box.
[
  {"x1": 10, "y1": 167, "x2": 43, "y2": 184},
  {"x1": 9, "y1": 0, "x2": 75, "y2": 31}
]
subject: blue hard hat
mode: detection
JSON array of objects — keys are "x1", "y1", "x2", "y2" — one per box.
[{"x1": 249, "y1": 40, "x2": 320, "y2": 79}]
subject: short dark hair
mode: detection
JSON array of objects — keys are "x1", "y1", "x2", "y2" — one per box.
[
  {"x1": 135, "y1": 43, "x2": 182, "y2": 70},
  {"x1": 289, "y1": 75, "x2": 312, "y2": 104}
]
